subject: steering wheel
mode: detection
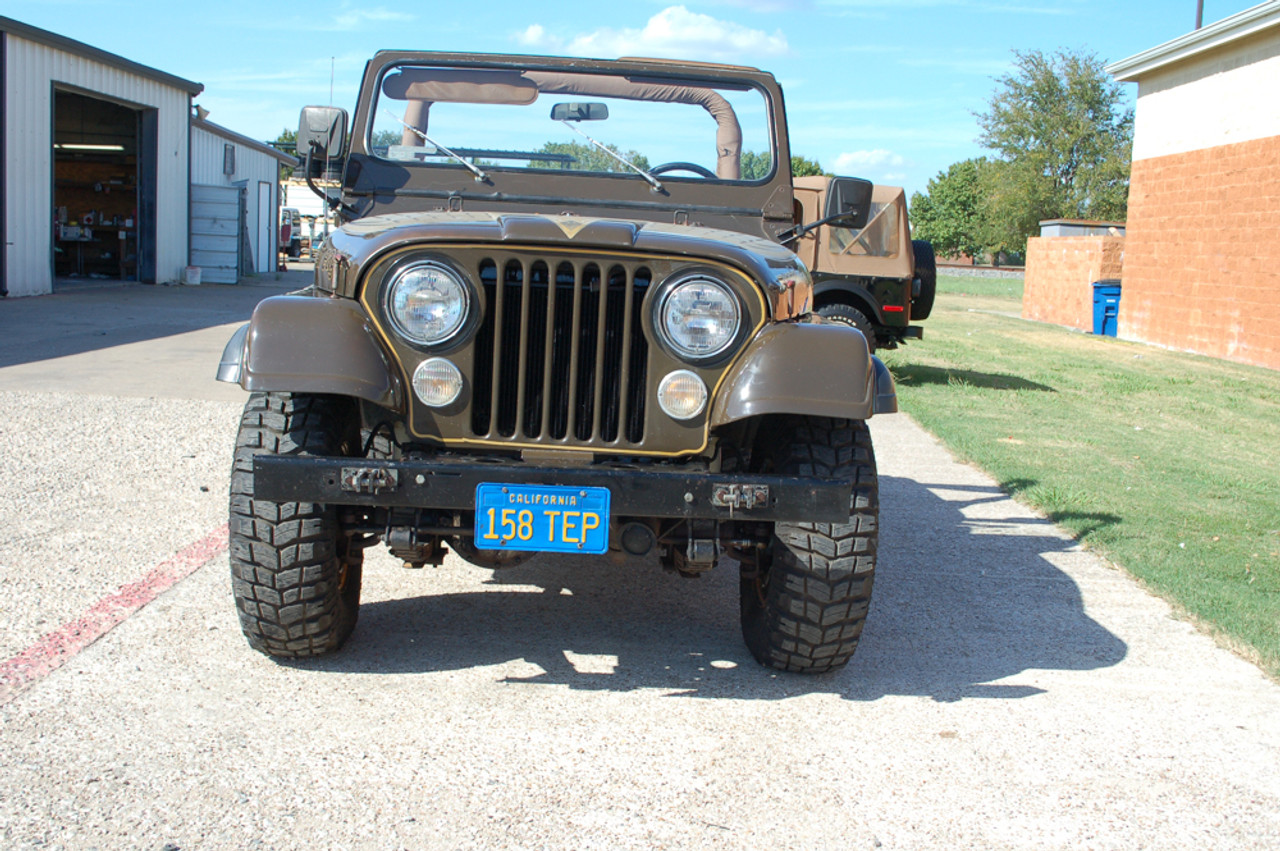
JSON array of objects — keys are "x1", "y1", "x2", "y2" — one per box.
[{"x1": 650, "y1": 161, "x2": 717, "y2": 179}]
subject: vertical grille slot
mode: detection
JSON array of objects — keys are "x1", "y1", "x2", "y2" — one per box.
[
  {"x1": 469, "y1": 253, "x2": 649, "y2": 447},
  {"x1": 599, "y1": 266, "x2": 628, "y2": 442},
  {"x1": 625, "y1": 268, "x2": 651, "y2": 444},
  {"x1": 470, "y1": 259, "x2": 497, "y2": 436},
  {"x1": 494, "y1": 259, "x2": 525, "y2": 437},
  {"x1": 548, "y1": 262, "x2": 576, "y2": 440},
  {"x1": 521, "y1": 261, "x2": 550, "y2": 438},
  {"x1": 573, "y1": 264, "x2": 601, "y2": 442}
]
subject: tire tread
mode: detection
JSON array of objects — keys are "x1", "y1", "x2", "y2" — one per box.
[
  {"x1": 742, "y1": 417, "x2": 878, "y2": 673},
  {"x1": 228, "y1": 392, "x2": 360, "y2": 658}
]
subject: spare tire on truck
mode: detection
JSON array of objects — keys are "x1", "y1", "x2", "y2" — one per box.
[{"x1": 911, "y1": 239, "x2": 937, "y2": 321}]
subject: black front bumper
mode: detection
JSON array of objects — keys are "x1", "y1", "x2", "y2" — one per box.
[{"x1": 252, "y1": 456, "x2": 851, "y2": 524}]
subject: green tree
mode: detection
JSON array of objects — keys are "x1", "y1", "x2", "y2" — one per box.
[
  {"x1": 740, "y1": 151, "x2": 828, "y2": 180},
  {"x1": 790, "y1": 155, "x2": 826, "y2": 178},
  {"x1": 370, "y1": 129, "x2": 400, "y2": 150},
  {"x1": 741, "y1": 149, "x2": 771, "y2": 180},
  {"x1": 529, "y1": 140, "x2": 650, "y2": 173},
  {"x1": 274, "y1": 128, "x2": 297, "y2": 180},
  {"x1": 976, "y1": 48, "x2": 1133, "y2": 253},
  {"x1": 910, "y1": 158, "x2": 988, "y2": 259}
]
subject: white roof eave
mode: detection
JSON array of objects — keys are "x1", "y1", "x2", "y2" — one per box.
[{"x1": 1107, "y1": 2, "x2": 1280, "y2": 81}]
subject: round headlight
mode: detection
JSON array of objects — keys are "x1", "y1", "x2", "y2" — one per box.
[
  {"x1": 658, "y1": 275, "x2": 741, "y2": 360},
  {"x1": 657, "y1": 370, "x2": 708, "y2": 420},
  {"x1": 412, "y1": 358, "x2": 464, "y2": 407},
  {"x1": 386, "y1": 261, "x2": 469, "y2": 346}
]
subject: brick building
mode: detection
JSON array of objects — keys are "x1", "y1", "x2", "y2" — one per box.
[
  {"x1": 1107, "y1": 3, "x2": 1280, "y2": 371},
  {"x1": 1023, "y1": 233, "x2": 1125, "y2": 332}
]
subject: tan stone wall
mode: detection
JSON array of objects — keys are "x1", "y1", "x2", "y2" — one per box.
[
  {"x1": 1022, "y1": 236, "x2": 1126, "y2": 331},
  {"x1": 1122, "y1": 134, "x2": 1280, "y2": 370}
]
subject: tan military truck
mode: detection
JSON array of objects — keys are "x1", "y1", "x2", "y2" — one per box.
[
  {"x1": 218, "y1": 51, "x2": 903, "y2": 673},
  {"x1": 793, "y1": 178, "x2": 934, "y2": 351}
]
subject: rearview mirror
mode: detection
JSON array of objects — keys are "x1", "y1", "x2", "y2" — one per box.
[
  {"x1": 823, "y1": 176, "x2": 874, "y2": 230},
  {"x1": 297, "y1": 105, "x2": 348, "y2": 160},
  {"x1": 550, "y1": 102, "x2": 609, "y2": 122}
]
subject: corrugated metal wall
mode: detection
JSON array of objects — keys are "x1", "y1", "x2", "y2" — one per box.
[
  {"x1": 190, "y1": 183, "x2": 240, "y2": 283},
  {"x1": 191, "y1": 126, "x2": 280, "y2": 275},
  {"x1": 3, "y1": 35, "x2": 190, "y2": 296}
]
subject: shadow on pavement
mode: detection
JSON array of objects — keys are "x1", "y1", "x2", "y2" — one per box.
[
  {"x1": 0, "y1": 274, "x2": 305, "y2": 369},
  {"x1": 295, "y1": 473, "x2": 1127, "y2": 702}
]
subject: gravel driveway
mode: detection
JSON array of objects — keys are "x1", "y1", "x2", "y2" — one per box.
[{"x1": 1, "y1": 280, "x2": 1277, "y2": 849}]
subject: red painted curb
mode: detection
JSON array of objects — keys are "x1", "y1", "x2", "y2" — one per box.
[{"x1": 0, "y1": 524, "x2": 229, "y2": 706}]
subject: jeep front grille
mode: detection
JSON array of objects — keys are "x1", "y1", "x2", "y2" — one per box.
[{"x1": 470, "y1": 256, "x2": 651, "y2": 447}]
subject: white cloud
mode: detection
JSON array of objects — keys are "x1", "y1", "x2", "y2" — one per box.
[
  {"x1": 820, "y1": 0, "x2": 1067, "y2": 14},
  {"x1": 331, "y1": 7, "x2": 414, "y2": 30},
  {"x1": 515, "y1": 6, "x2": 789, "y2": 61},
  {"x1": 516, "y1": 24, "x2": 549, "y2": 47},
  {"x1": 834, "y1": 149, "x2": 906, "y2": 172},
  {"x1": 711, "y1": 0, "x2": 814, "y2": 10}
]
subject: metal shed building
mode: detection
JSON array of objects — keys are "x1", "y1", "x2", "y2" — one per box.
[
  {"x1": 191, "y1": 118, "x2": 298, "y2": 283},
  {"x1": 1, "y1": 16, "x2": 203, "y2": 297}
]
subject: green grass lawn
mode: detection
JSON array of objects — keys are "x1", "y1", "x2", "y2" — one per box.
[{"x1": 882, "y1": 274, "x2": 1280, "y2": 677}]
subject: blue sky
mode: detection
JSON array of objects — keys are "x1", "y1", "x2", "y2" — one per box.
[{"x1": 6, "y1": 0, "x2": 1267, "y2": 197}]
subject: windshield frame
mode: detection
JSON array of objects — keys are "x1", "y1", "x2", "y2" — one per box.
[
  {"x1": 338, "y1": 52, "x2": 796, "y2": 237},
  {"x1": 362, "y1": 58, "x2": 778, "y2": 187}
]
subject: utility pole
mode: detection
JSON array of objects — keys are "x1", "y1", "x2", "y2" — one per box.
[{"x1": 1196, "y1": 0, "x2": 1204, "y2": 29}]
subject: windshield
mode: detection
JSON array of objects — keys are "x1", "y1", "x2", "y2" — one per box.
[{"x1": 368, "y1": 64, "x2": 774, "y2": 183}]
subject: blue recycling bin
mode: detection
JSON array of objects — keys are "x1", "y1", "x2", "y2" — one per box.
[{"x1": 1092, "y1": 280, "x2": 1121, "y2": 337}]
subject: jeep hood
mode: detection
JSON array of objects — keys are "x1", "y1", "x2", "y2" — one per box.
[{"x1": 320, "y1": 211, "x2": 811, "y2": 303}]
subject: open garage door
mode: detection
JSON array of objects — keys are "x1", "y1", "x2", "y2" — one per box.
[
  {"x1": 190, "y1": 184, "x2": 240, "y2": 283},
  {"x1": 52, "y1": 90, "x2": 155, "y2": 284}
]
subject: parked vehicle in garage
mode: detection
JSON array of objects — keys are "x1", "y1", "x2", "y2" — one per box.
[{"x1": 217, "y1": 51, "x2": 901, "y2": 673}]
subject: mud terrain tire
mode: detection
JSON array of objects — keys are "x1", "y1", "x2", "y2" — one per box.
[
  {"x1": 230, "y1": 392, "x2": 362, "y2": 657},
  {"x1": 817, "y1": 303, "x2": 876, "y2": 353},
  {"x1": 741, "y1": 416, "x2": 878, "y2": 673}
]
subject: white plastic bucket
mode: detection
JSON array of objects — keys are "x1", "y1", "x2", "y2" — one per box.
[{"x1": 183, "y1": 266, "x2": 202, "y2": 286}]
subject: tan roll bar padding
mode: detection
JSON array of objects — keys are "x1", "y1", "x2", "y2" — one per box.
[
  {"x1": 388, "y1": 67, "x2": 744, "y2": 178},
  {"x1": 382, "y1": 68, "x2": 539, "y2": 104},
  {"x1": 400, "y1": 99, "x2": 430, "y2": 147},
  {"x1": 524, "y1": 72, "x2": 741, "y2": 179}
]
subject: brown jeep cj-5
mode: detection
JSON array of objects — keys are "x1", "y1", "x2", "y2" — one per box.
[{"x1": 217, "y1": 51, "x2": 914, "y2": 673}]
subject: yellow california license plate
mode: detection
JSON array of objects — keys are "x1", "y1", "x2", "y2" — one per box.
[{"x1": 474, "y1": 483, "x2": 610, "y2": 554}]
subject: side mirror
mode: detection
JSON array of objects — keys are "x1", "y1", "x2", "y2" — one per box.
[
  {"x1": 297, "y1": 105, "x2": 348, "y2": 161},
  {"x1": 550, "y1": 102, "x2": 609, "y2": 122},
  {"x1": 823, "y1": 176, "x2": 874, "y2": 230}
]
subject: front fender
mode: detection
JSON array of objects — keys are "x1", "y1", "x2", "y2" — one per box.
[
  {"x1": 710, "y1": 322, "x2": 896, "y2": 427},
  {"x1": 215, "y1": 295, "x2": 403, "y2": 411}
]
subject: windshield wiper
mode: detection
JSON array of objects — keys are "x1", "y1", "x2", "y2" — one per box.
[
  {"x1": 381, "y1": 109, "x2": 490, "y2": 183},
  {"x1": 558, "y1": 120, "x2": 665, "y2": 194}
]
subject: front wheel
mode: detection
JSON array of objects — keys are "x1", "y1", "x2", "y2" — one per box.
[
  {"x1": 740, "y1": 416, "x2": 878, "y2": 673},
  {"x1": 229, "y1": 392, "x2": 363, "y2": 658}
]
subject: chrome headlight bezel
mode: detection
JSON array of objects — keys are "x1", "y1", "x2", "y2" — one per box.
[
  {"x1": 382, "y1": 257, "x2": 475, "y2": 349},
  {"x1": 652, "y1": 270, "x2": 745, "y2": 364}
]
